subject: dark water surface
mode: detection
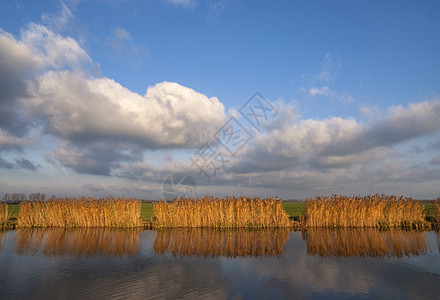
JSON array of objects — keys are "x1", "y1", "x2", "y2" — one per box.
[{"x1": 0, "y1": 228, "x2": 439, "y2": 299}]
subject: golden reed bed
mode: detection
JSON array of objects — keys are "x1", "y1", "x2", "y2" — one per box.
[
  {"x1": 154, "y1": 228, "x2": 289, "y2": 257},
  {"x1": 2, "y1": 194, "x2": 439, "y2": 229},
  {"x1": 305, "y1": 195, "x2": 426, "y2": 228},
  {"x1": 153, "y1": 197, "x2": 291, "y2": 228},
  {"x1": 304, "y1": 229, "x2": 428, "y2": 258},
  {"x1": 17, "y1": 197, "x2": 141, "y2": 228},
  {"x1": 15, "y1": 228, "x2": 140, "y2": 256}
]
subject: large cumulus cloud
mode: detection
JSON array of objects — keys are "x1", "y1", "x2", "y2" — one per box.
[
  {"x1": 245, "y1": 99, "x2": 440, "y2": 171},
  {"x1": 26, "y1": 73, "x2": 224, "y2": 148},
  {"x1": 0, "y1": 22, "x2": 225, "y2": 173}
]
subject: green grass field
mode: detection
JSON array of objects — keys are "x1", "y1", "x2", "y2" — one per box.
[
  {"x1": 141, "y1": 203, "x2": 154, "y2": 219},
  {"x1": 7, "y1": 204, "x2": 20, "y2": 218},
  {"x1": 282, "y1": 202, "x2": 306, "y2": 218}
]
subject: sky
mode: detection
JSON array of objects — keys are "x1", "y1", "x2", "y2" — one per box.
[{"x1": 0, "y1": 0, "x2": 439, "y2": 200}]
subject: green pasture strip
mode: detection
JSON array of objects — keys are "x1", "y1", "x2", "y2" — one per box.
[
  {"x1": 423, "y1": 203, "x2": 435, "y2": 218},
  {"x1": 282, "y1": 201, "x2": 306, "y2": 217},
  {"x1": 7, "y1": 204, "x2": 20, "y2": 218},
  {"x1": 141, "y1": 203, "x2": 155, "y2": 218}
]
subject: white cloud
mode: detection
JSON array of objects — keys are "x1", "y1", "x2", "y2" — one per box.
[
  {"x1": 83, "y1": 182, "x2": 106, "y2": 192},
  {"x1": 1, "y1": 23, "x2": 225, "y2": 178},
  {"x1": 166, "y1": 0, "x2": 196, "y2": 8},
  {"x1": 0, "y1": 29, "x2": 43, "y2": 74},
  {"x1": 258, "y1": 99, "x2": 440, "y2": 159},
  {"x1": 0, "y1": 130, "x2": 30, "y2": 150},
  {"x1": 41, "y1": 1, "x2": 74, "y2": 30},
  {"x1": 430, "y1": 156, "x2": 440, "y2": 165},
  {"x1": 21, "y1": 23, "x2": 92, "y2": 71},
  {"x1": 0, "y1": 29, "x2": 43, "y2": 136},
  {"x1": 108, "y1": 27, "x2": 149, "y2": 67},
  {"x1": 27, "y1": 71, "x2": 225, "y2": 148},
  {"x1": 309, "y1": 86, "x2": 354, "y2": 103},
  {"x1": 257, "y1": 116, "x2": 362, "y2": 158},
  {"x1": 1, "y1": 23, "x2": 227, "y2": 150},
  {"x1": 309, "y1": 86, "x2": 329, "y2": 97},
  {"x1": 303, "y1": 52, "x2": 355, "y2": 104}
]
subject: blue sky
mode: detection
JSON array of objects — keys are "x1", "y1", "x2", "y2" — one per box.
[{"x1": 0, "y1": 0, "x2": 439, "y2": 199}]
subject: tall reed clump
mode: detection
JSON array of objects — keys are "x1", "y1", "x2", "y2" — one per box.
[
  {"x1": 17, "y1": 197, "x2": 141, "y2": 228},
  {"x1": 305, "y1": 195, "x2": 426, "y2": 228},
  {"x1": 0, "y1": 203, "x2": 8, "y2": 229},
  {"x1": 153, "y1": 196, "x2": 291, "y2": 228},
  {"x1": 433, "y1": 198, "x2": 440, "y2": 225}
]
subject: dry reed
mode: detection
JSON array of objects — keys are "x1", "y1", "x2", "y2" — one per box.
[
  {"x1": 153, "y1": 196, "x2": 291, "y2": 228},
  {"x1": 154, "y1": 228, "x2": 289, "y2": 257},
  {"x1": 17, "y1": 197, "x2": 141, "y2": 228},
  {"x1": 305, "y1": 229, "x2": 428, "y2": 258},
  {"x1": 0, "y1": 203, "x2": 8, "y2": 229},
  {"x1": 305, "y1": 195, "x2": 426, "y2": 228},
  {"x1": 16, "y1": 228, "x2": 140, "y2": 256},
  {"x1": 433, "y1": 198, "x2": 440, "y2": 224}
]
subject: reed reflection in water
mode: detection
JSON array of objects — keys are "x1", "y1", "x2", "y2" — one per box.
[
  {"x1": 15, "y1": 228, "x2": 140, "y2": 257},
  {"x1": 305, "y1": 229, "x2": 429, "y2": 258},
  {"x1": 154, "y1": 228, "x2": 289, "y2": 257},
  {"x1": 0, "y1": 231, "x2": 6, "y2": 252}
]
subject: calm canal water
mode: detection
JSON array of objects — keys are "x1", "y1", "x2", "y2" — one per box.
[{"x1": 0, "y1": 228, "x2": 439, "y2": 299}]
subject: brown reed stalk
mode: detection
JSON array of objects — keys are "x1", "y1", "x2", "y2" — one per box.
[
  {"x1": 305, "y1": 194, "x2": 426, "y2": 228},
  {"x1": 153, "y1": 197, "x2": 291, "y2": 228},
  {"x1": 17, "y1": 197, "x2": 142, "y2": 228},
  {"x1": 0, "y1": 203, "x2": 8, "y2": 229},
  {"x1": 433, "y1": 198, "x2": 440, "y2": 224}
]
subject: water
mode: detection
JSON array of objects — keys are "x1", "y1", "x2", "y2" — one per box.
[{"x1": 0, "y1": 229, "x2": 439, "y2": 299}]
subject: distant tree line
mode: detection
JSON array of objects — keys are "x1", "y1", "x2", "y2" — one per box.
[{"x1": 1, "y1": 193, "x2": 48, "y2": 203}]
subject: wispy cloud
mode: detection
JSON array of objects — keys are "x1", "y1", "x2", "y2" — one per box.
[
  {"x1": 41, "y1": 1, "x2": 74, "y2": 30},
  {"x1": 431, "y1": 156, "x2": 440, "y2": 165},
  {"x1": 83, "y1": 182, "x2": 106, "y2": 193},
  {"x1": 0, "y1": 156, "x2": 38, "y2": 170},
  {"x1": 107, "y1": 27, "x2": 149, "y2": 67},
  {"x1": 166, "y1": 0, "x2": 197, "y2": 9},
  {"x1": 309, "y1": 86, "x2": 329, "y2": 97},
  {"x1": 302, "y1": 52, "x2": 355, "y2": 104}
]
